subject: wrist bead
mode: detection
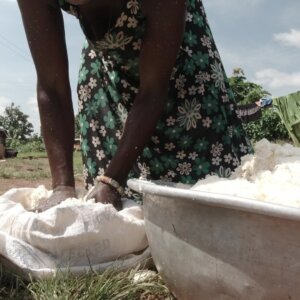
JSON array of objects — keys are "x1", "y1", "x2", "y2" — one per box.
[{"x1": 96, "y1": 175, "x2": 125, "y2": 197}]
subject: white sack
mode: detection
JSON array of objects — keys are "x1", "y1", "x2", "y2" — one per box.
[{"x1": 0, "y1": 186, "x2": 149, "y2": 279}]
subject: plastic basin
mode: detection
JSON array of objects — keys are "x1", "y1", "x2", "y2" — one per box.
[{"x1": 128, "y1": 179, "x2": 300, "y2": 300}]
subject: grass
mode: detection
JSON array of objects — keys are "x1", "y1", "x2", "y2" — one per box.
[
  {"x1": 29, "y1": 267, "x2": 173, "y2": 300},
  {"x1": 0, "y1": 264, "x2": 174, "y2": 300},
  {"x1": 73, "y1": 151, "x2": 84, "y2": 180},
  {"x1": 17, "y1": 152, "x2": 48, "y2": 159},
  {"x1": 0, "y1": 157, "x2": 50, "y2": 180},
  {"x1": 0, "y1": 151, "x2": 83, "y2": 181}
]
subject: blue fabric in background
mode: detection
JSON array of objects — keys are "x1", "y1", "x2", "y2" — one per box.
[{"x1": 259, "y1": 97, "x2": 273, "y2": 107}]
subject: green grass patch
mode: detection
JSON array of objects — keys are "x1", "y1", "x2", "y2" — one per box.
[
  {"x1": 0, "y1": 156, "x2": 50, "y2": 180},
  {"x1": 0, "y1": 264, "x2": 174, "y2": 300},
  {"x1": 0, "y1": 152, "x2": 83, "y2": 182},
  {"x1": 17, "y1": 152, "x2": 48, "y2": 159},
  {"x1": 73, "y1": 151, "x2": 83, "y2": 180}
]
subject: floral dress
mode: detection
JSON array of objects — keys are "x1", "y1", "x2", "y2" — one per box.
[{"x1": 59, "y1": 0, "x2": 252, "y2": 201}]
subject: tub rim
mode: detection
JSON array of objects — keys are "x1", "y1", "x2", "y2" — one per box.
[{"x1": 128, "y1": 179, "x2": 300, "y2": 222}]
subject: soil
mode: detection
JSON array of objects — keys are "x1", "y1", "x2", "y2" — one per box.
[
  {"x1": 0, "y1": 155, "x2": 84, "y2": 196},
  {"x1": 0, "y1": 178, "x2": 50, "y2": 195},
  {"x1": 0, "y1": 179, "x2": 84, "y2": 196}
]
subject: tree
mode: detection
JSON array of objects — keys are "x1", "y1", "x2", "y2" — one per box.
[
  {"x1": 0, "y1": 103, "x2": 34, "y2": 143},
  {"x1": 229, "y1": 68, "x2": 271, "y2": 105},
  {"x1": 229, "y1": 68, "x2": 289, "y2": 142}
]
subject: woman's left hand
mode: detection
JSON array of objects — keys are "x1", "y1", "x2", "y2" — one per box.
[{"x1": 87, "y1": 183, "x2": 123, "y2": 211}]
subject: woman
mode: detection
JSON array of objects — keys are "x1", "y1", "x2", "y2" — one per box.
[{"x1": 18, "y1": 0, "x2": 251, "y2": 209}]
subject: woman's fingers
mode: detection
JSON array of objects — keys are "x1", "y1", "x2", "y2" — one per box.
[{"x1": 87, "y1": 183, "x2": 123, "y2": 211}]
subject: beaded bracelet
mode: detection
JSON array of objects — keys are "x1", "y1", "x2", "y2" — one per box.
[{"x1": 96, "y1": 175, "x2": 125, "y2": 197}]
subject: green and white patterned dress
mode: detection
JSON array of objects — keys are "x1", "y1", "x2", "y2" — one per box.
[{"x1": 60, "y1": 0, "x2": 252, "y2": 200}]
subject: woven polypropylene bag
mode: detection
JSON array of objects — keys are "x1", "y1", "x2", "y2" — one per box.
[{"x1": 0, "y1": 186, "x2": 149, "y2": 279}]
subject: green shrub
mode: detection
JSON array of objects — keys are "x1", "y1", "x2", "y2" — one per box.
[
  {"x1": 7, "y1": 136, "x2": 46, "y2": 154},
  {"x1": 6, "y1": 138, "x2": 21, "y2": 149},
  {"x1": 243, "y1": 108, "x2": 290, "y2": 143},
  {"x1": 17, "y1": 140, "x2": 46, "y2": 154}
]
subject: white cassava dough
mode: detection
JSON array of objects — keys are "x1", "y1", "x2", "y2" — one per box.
[
  {"x1": 7, "y1": 185, "x2": 95, "y2": 211},
  {"x1": 192, "y1": 139, "x2": 300, "y2": 208}
]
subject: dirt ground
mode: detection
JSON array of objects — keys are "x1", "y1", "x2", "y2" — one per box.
[
  {"x1": 0, "y1": 155, "x2": 84, "y2": 196},
  {"x1": 0, "y1": 178, "x2": 51, "y2": 195},
  {"x1": 0, "y1": 178, "x2": 84, "y2": 196}
]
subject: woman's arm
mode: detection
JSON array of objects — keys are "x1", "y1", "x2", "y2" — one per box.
[
  {"x1": 105, "y1": 0, "x2": 187, "y2": 183},
  {"x1": 90, "y1": 0, "x2": 187, "y2": 205},
  {"x1": 18, "y1": 0, "x2": 75, "y2": 190}
]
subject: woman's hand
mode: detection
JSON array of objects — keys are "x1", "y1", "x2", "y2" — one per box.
[
  {"x1": 87, "y1": 183, "x2": 123, "y2": 211},
  {"x1": 36, "y1": 186, "x2": 76, "y2": 212}
]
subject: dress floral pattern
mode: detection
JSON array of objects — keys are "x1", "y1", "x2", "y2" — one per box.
[{"x1": 59, "y1": 0, "x2": 252, "y2": 201}]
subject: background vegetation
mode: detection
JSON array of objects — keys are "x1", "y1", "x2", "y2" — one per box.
[{"x1": 228, "y1": 68, "x2": 290, "y2": 143}]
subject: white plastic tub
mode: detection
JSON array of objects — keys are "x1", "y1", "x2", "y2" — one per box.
[{"x1": 128, "y1": 179, "x2": 300, "y2": 300}]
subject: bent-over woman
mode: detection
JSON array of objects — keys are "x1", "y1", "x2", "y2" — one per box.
[{"x1": 18, "y1": 0, "x2": 252, "y2": 209}]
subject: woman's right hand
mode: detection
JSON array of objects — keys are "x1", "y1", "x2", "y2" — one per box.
[{"x1": 86, "y1": 182, "x2": 123, "y2": 211}]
